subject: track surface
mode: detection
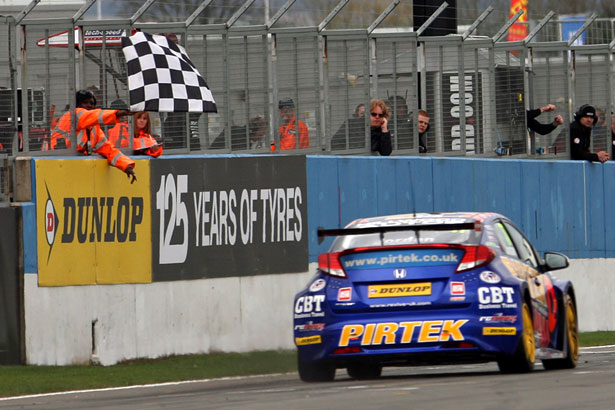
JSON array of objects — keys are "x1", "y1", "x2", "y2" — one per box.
[{"x1": 2, "y1": 346, "x2": 614, "y2": 410}]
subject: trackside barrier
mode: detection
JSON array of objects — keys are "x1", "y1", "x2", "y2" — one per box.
[{"x1": 13, "y1": 154, "x2": 615, "y2": 365}]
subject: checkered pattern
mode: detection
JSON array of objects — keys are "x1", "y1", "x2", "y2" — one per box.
[{"x1": 121, "y1": 32, "x2": 217, "y2": 113}]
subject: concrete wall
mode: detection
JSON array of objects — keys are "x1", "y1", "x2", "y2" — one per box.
[{"x1": 24, "y1": 270, "x2": 314, "y2": 366}]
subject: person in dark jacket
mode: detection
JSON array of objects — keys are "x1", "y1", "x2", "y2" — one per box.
[
  {"x1": 527, "y1": 104, "x2": 563, "y2": 135},
  {"x1": 570, "y1": 104, "x2": 609, "y2": 163},
  {"x1": 369, "y1": 99, "x2": 392, "y2": 156}
]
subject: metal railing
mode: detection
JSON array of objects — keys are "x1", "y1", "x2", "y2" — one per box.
[{"x1": 1, "y1": 1, "x2": 615, "y2": 200}]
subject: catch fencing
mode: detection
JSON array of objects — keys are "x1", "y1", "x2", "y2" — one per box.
[{"x1": 0, "y1": 2, "x2": 615, "y2": 202}]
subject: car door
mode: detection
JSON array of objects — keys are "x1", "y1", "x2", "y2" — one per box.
[{"x1": 499, "y1": 221, "x2": 558, "y2": 348}]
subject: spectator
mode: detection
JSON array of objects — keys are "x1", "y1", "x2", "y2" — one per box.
[
  {"x1": 331, "y1": 103, "x2": 368, "y2": 150},
  {"x1": 107, "y1": 99, "x2": 130, "y2": 148},
  {"x1": 353, "y1": 103, "x2": 365, "y2": 118},
  {"x1": 133, "y1": 111, "x2": 163, "y2": 157},
  {"x1": 570, "y1": 104, "x2": 609, "y2": 163},
  {"x1": 276, "y1": 98, "x2": 309, "y2": 150},
  {"x1": 417, "y1": 109, "x2": 430, "y2": 153},
  {"x1": 386, "y1": 95, "x2": 413, "y2": 150},
  {"x1": 50, "y1": 89, "x2": 137, "y2": 182},
  {"x1": 210, "y1": 116, "x2": 267, "y2": 150},
  {"x1": 369, "y1": 99, "x2": 392, "y2": 156},
  {"x1": 527, "y1": 104, "x2": 564, "y2": 135}
]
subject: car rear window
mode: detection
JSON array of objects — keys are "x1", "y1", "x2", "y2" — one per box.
[{"x1": 329, "y1": 229, "x2": 480, "y2": 252}]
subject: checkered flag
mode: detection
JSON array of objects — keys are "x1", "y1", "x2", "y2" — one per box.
[{"x1": 121, "y1": 32, "x2": 217, "y2": 113}]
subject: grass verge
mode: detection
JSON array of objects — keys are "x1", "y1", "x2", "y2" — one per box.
[{"x1": 1, "y1": 331, "x2": 614, "y2": 398}]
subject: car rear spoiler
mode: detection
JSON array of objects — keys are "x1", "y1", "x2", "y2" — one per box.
[{"x1": 317, "y1": 222, "x2": 477, "y2": 244}]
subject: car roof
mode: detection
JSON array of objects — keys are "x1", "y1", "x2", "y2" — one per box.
[{"x1": 346, "y1": 212, "x2": 504, "y2": 228}]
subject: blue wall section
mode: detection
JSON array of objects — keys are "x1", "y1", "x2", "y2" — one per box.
[{"x1": 306, "y1": 156, "x2": 615, "y2": 261}]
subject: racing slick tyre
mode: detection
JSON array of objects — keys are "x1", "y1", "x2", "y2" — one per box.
[
  {"x1": 346, "y1": 363, "x2": 383, "y2": 380},
  {"x1": 497, "y1": 301, "x2": 535, "y2": 373},
  {"x1": 297, "y1": 354, "x2": 335, "y2": 382},
  {"x1": 542, "y1": 294, "x2": 579, "y2": 370}
]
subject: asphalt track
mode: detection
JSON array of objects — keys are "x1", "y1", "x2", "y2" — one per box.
[{"x1": 2, "y1": 346, "x2": 614, "y2": 410}]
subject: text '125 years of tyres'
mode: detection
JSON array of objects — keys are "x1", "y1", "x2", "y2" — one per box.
[{"x1": 156, "y1": 174, "x2": 303, "y2": 264}]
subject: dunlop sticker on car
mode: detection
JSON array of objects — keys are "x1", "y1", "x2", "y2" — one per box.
[
  {"x1": 295, "y1": 335, "x2": 322, "y2": 345},
  {"x1": 368, "y1": 283, "x2": 431, "y2": 298},
  {"x1": 482, "y1": 327, "x2": 517, "y2": 336}
]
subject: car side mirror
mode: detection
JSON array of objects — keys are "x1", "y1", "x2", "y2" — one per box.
[{"x1": 543, "y1": 252, "x2": 569, "y2": 271}]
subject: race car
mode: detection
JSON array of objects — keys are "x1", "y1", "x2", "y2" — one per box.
[{"x1": 294, "y1": 212, "x2": 578, "y2": 381}]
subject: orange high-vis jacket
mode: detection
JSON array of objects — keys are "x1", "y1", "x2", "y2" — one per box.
[
  {"x1": 51, "y1": 108, "x2": 135, "y2": 172},
  {"x1": 133, "y1": 130, "x2": 163, "y2": 157},
  {"x1": 108, "y1": 121, "x2": 130, "y2": 148},
  {"x1": 278, "y1": 116, "x2": 309, "y2": 150}
]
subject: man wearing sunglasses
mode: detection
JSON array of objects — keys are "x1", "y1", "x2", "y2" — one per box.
[{"x1": 369, "y1": 99, "x2": 392, "y2": 156}]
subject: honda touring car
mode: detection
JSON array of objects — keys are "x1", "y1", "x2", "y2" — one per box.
[{"x1": 294, "y1": 212, "x2": 578, "y2": 381}]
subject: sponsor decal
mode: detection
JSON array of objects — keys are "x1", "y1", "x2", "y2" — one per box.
[
  {"x1": 295, "y1": 335, "x2": 322, "y2": 346},
  {"x1": 338, "y1": 320, "x2": 468, "y2": 346},
  {"x1": 478, "y1": 287, "x2": 514, "y2": 304},
  {"x1": 355, "y1": 217, "x2": 468, "y2": 228},
  {"x1": 450, "y1": 281, "x2": 466, "y2": 295},
  {"x1": 368, "y1": 283, "x2": 431, "y2": 298},
  {"x1": 370, "y1": 301, "x2": 432, "y2": 308},
  {"x1": 343, "y1": 250, "x2": 461, "y2": 269},
  {"x1": 479, "y1": 271, "x2": 501, "y2": 284},
  {"x1": 479, "y1": 315, "x2": 518, "y2": 323},
  {"x1": 482, "y1": 327, "x2": 517, "y2": 336},
  {"x1": 450, "y1": 296, "x2": 466, "y2": 302},
  {"x1": 309, "y1": 278, "x2": 326, "y2": 292},
  {"x1": 478, "y1": 286, "x2": 517, "y2": 309},
  {"x1": 294, "y1": 322, "x2": 326, "y2": 332},
  {"x1": 337, "y1": 287, "x2": 352, "y2": 301},
  {"x1": 294, "y1": 295, "x2": 325, "y2": 318},
  {"x1": 334, "y1": 302, "x2": 356, "y2": 307}
]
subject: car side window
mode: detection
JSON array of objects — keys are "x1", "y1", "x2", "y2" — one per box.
[
  {"x1": 502, "y1": 221, "x2": 539, "y2": 268},
  {"x1": 493, "y1": 222, "x2": 519, "y2": 258}
]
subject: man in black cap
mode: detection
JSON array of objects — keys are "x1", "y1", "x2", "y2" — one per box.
[
  {"x1": 570, "y1": 104, "x2": 609, "y2": 162},
  {"x1": 276, "y1": 98, "x2": 309, "y2": 150}
]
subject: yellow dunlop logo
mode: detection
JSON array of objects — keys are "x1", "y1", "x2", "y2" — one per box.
[
  {"x1": 368, "y1": 283, "x2": 431, "y2": 298},
  {"x1": 295, "y1": 335, "x2": 322, "y2": 346},
  {"x1": 482, "y1": 327, "x2": 517, "y2": 336}
]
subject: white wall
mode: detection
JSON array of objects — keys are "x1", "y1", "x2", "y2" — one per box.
[
  {"x1": 24, "y1": 269, "x2": 315, "y2": 366},
  {"x1": 23, "y1": 258, "x2": 614, "y2": 366}
]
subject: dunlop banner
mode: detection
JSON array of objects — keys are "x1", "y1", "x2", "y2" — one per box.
[
  {"x1": 36, "y1": 159, "x2": 152, "y2": 286},
  {"x1": 151, "y1": 156, "x2": 308, "y2": 280}
]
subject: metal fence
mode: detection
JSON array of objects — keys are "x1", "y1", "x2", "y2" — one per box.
[{"x1": 1, "y1": 1, "x2": 615, "y2": 199}]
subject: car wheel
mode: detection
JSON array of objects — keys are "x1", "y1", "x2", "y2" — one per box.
[
  {"x1": 497, "y1": 301, "x2": 535, "y2": 373},
  {"x1": 542, "y1": 294, "x2": 579, "y2": 370},
  {"x1": 297, "y1": 354, "x2": 335, "y2": 382},
  {"x1": 346, "y1": 363, "x2": 383, "y2": 380}
]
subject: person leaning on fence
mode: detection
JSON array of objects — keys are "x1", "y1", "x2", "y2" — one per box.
[
  {"x1": 210, "y1": 116, "x2": 266, "y2": 150},
  {"x1": 331, "y1": 103, "x2": 368, "y2": 150},
  {"x1": 570, "y1": 104, "x2": 609, "y2": 163},
  {"x1": 369, "y1": 99, "x2": 392, "y2": 156},
  {"x1": 276, "y1": 98, "x2": 309, "y2": 150},
  {"x1": 50, "y1": 90, "x2": 137, "y2": 182},
  {"x1": 527, "y1": 104, "x2": 564, "y2": 135},
  {"x1": 417, "y1": 109, "x2": 430, "y2": 153},
  {"x1": 107, "y1": 99, "x2": 131, "y2": 148},
  {"x1": 133, "y1": 111, "x2": 163, "y2": 158}
]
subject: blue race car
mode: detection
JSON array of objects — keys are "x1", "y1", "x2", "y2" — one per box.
[{"x1": 294, "y1": 212, "x2": 578, "y2": 381}]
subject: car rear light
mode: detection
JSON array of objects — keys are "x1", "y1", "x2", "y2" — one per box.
[
  {"x1": 318, "y1": 252, "x2": 347, "y2": 278},
  {"x1": 456, "y1": 245, "x2": 495, "y2": 272},
  {"x1": 332, "y1": 346, "x2": 363, "y2": 354}
]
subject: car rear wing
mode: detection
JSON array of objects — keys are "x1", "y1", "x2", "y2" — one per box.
[{"x1": 317, "y1": 222, "x2": 478, "y2": 244}]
